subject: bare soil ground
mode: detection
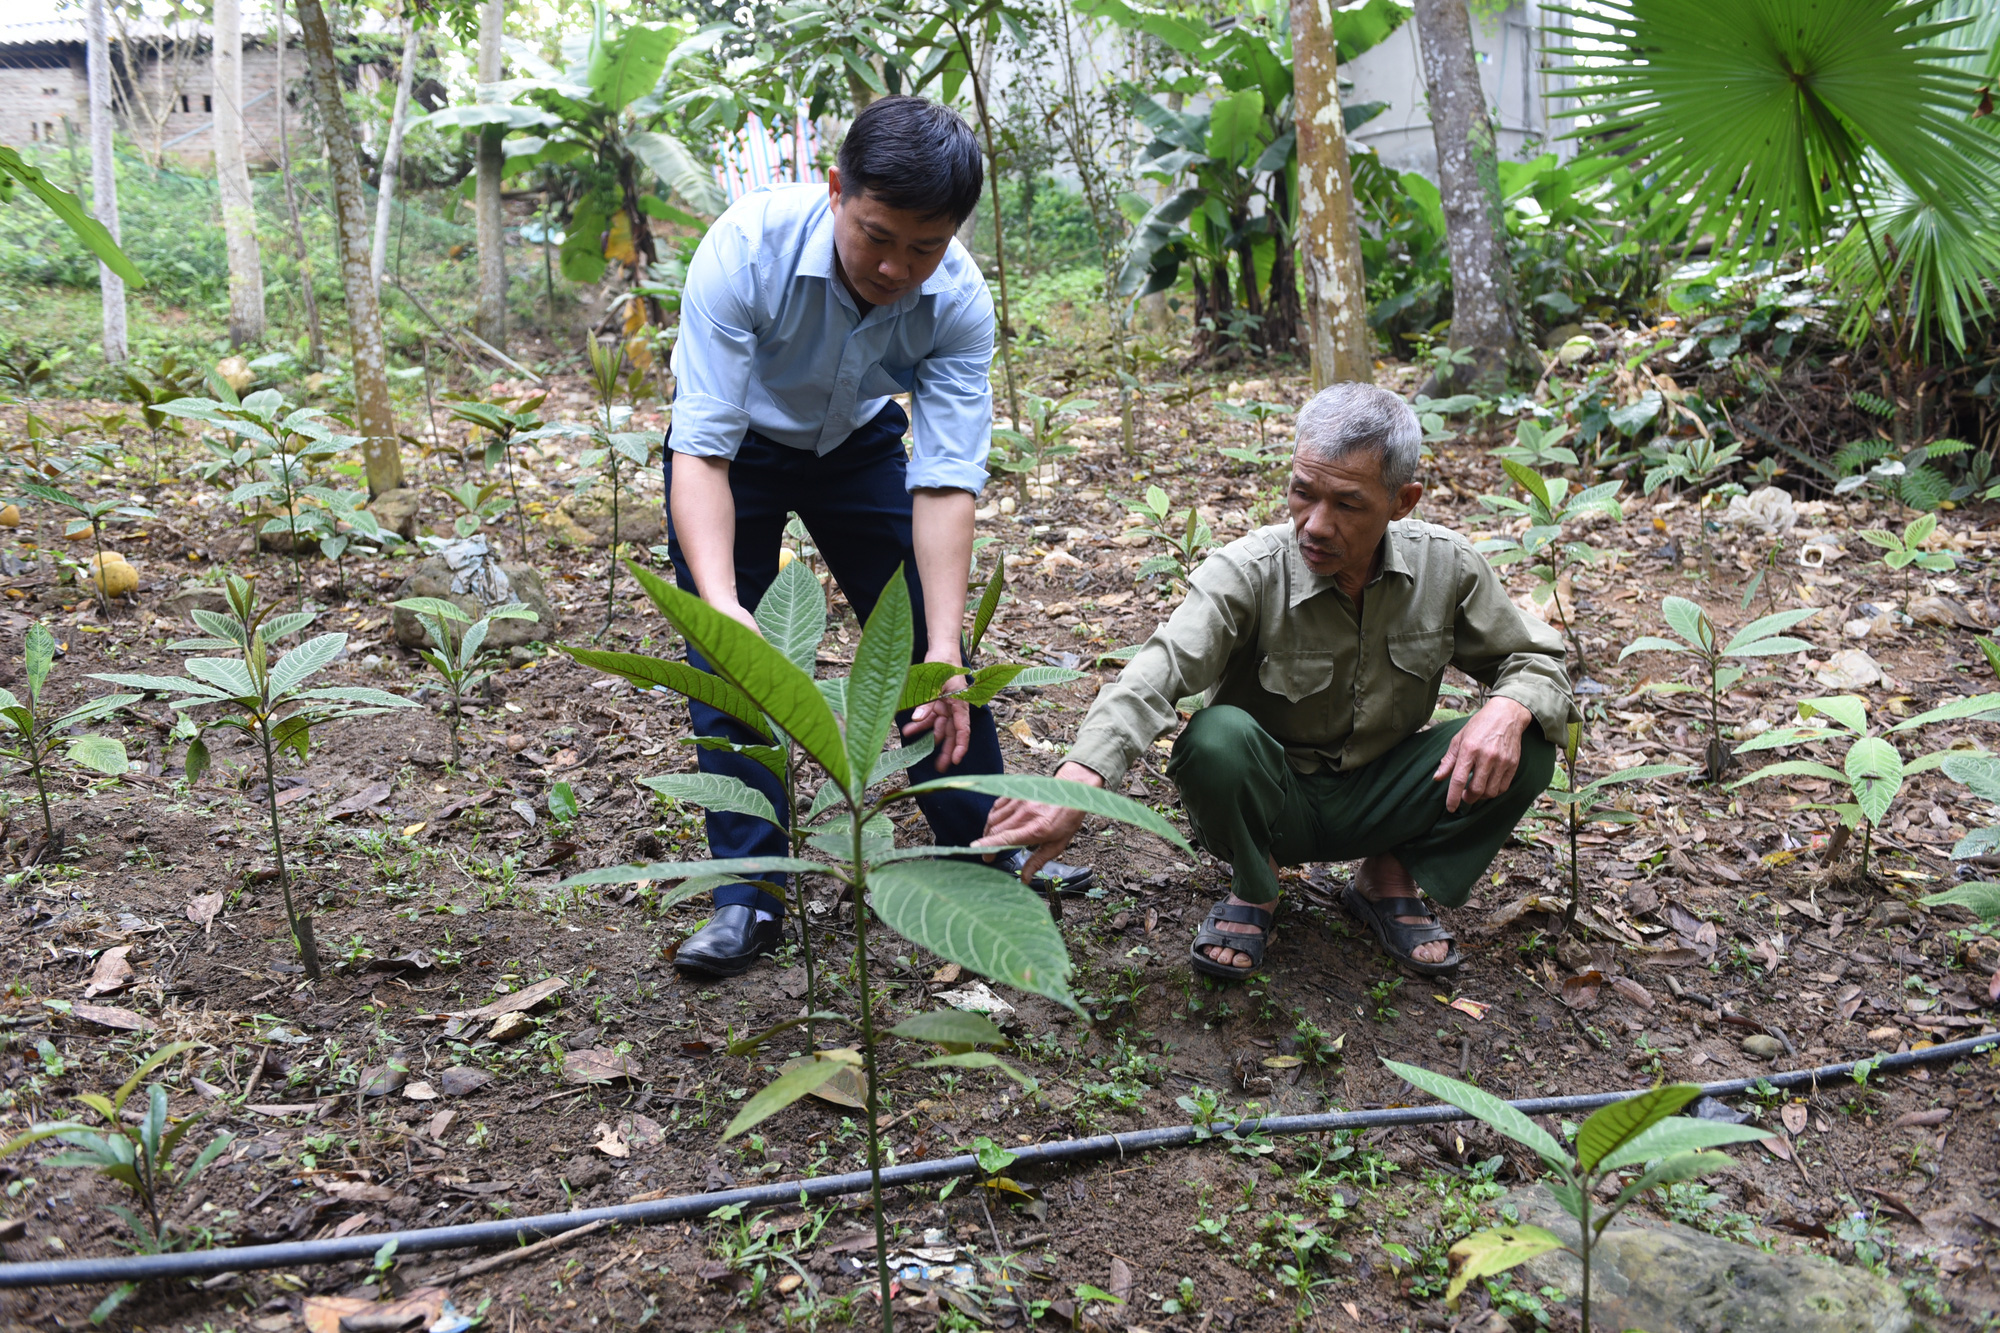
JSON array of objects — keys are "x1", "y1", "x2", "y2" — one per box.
[{"x1": 0, "y1": 366, "x2": 1995, "y2": 1333}]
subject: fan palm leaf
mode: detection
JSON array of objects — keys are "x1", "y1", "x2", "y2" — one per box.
[
  {"x1": 1826, "y1": 159, "x2": 2000, "y2": 353},
  {"x1": 1545, "y1": 0, "x2": 1998, "y2": 252}
]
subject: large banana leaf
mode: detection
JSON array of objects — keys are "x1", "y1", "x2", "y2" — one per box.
[
  {"x1": 0, "y1": 147, "x2": 144, "y2": 287},
  {"x1": 589, "y1": 23, "x2": 673, "y2": 111},
  {"x1": 628, "y1": 129, "x2": 727, "y2": 218}
]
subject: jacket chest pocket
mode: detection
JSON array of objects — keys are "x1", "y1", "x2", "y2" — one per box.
[
  {"x1": 1386, "y1": 630, "x2": 1452, "y2": 729},
  {"x1": 1258, "y1": 651, "x2": 1338, "y2": 704}
]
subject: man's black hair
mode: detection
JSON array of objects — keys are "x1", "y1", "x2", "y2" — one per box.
[{"x1": 836, "y1": 96, "x2": 983, "y2": 225}]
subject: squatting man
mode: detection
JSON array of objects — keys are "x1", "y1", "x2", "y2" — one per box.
[{"x1": 976, "y1": 382, "x2": 1576, "y2": 979}]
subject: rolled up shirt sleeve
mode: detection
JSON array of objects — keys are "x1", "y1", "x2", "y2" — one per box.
[
  {"x1": 668, "y1": 221, "x2": 758, "y2": 460},
  {"x1": 1064, "y1": 549, "x2": 1262, "y2": 787},
  {"x1": 906, "y1": 281, "x2": 994, "y2": 494},
  {"x1": 1449, "y1": 545, "x2": 1577, "y2": 743}
]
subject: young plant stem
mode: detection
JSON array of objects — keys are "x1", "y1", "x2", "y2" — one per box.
[
  {"x1": 785, "y1": 748, "x2": 819, "y2": 1052},
  {"x1": 851, "y1": 810, "x2": 893, "y2": 1332},
  {"x1": 502, "y1": 428, "x2": 527, "y2": 552},
  {"x1": 258, "y1": 715, "x2": 320, "y2": 980},
  {"x1": 1562, "y1": 786, "x2": 1581, "y2": 936},
  {"x1": 604, "y1": 449, "x2": 620, "y2": 638},
  {"x1": 1579, "y1": 1182, "x2": 1595, "y2": 1333},
  {"x1": 29, "y1": 750, "x2": 54, "y2": 841},
  {"x1": 89, "y1": 517, "x2": 110, "y2": 619},
  {"x1": 1544, "y1": 549, "x2": 1587, "y2": 678}
]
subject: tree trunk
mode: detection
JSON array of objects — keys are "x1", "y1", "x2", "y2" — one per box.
[
  {"x1": 273, "y1": 1, "x2": 325, "y2": 368},
  {"x1": 474, "y1": 0, "x2": 507, "y2": 350},
  {"x1": 214, "y1": 0, "x2": 266, "y2": 347},
  {"x1": 86, "y1": 0, "x2": 126, "y2": 364},
  {"x1": 1413, "y1": 0, "x2": 1534, "y2": 391},
  {"x1": 371, "y1": 17, "x2": 420, "y2": 290},
  {"x1": 294, "y1": 0, "x2": 403, "y2": 495},
  {"x1": 1292, "y1": 0, "x2": 1372, "y2": 387}
]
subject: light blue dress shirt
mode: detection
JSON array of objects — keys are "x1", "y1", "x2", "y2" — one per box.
[{"x1": 667, "y1": 183, "x2": 995, "y2": 494}]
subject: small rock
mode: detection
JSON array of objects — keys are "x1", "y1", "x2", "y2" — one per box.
[
  {"x1": 438, "y1": 1066, "x2": 495, "y2": 1097},
  {"x1": 1909, "y1": 593, "x2": 1984, "y2": 630},
  {"x1": 553, "y1": 486, "x2": 665, "y2": 549},
  {"x1": 368, "y1": 488, "x2": 424, "y2": 541},
  {"x1": 162, "y1": 580, "x2": 232, "y2": 623},
  {"x1": 1740, "y1": 1034, "x2": 1785, "y2": 1060},
  {"x1": 560, "y1": 1154, "x2": 614, "y2": 1190},
  {"x1": 488, "y1": 1012, "x2": 532, "y2": 1042},
  {"x1": 1868, "y1": 900, "x2": 1914, "y2": 928},
  {"x1": 504, "y1": 734, "x2": 530, "y2": 753},
  {"x1": 391, "y1": 536, "x2": 556, "y2": 651}
]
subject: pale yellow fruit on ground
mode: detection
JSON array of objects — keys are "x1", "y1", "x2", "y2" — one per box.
[
  {"x1": 0, "y1": 504, "x2": 17, "y2": 527},
  {"x1": 777, "y1": 547, "x2": 795, "y2": 570},
  {"x1": 216, "y1": 355, "x2": 254, "y2": 393},
  {"x1": 88, "y1": 553, "x2": 138, "y2": 597}
]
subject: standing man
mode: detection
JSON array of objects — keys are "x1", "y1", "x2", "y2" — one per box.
[{"x1": 664, "y1": 96, "x2": 1092, "y2": 977}]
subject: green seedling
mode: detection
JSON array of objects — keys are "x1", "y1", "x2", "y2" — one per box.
[
  {"x1": 1920, "y1": 753, "x2": 2000, "y2": 922},
  {"x1": 1474, "y1": 460, "x2": 1623, "y2": 675},
  {"x1": 1617, "y1": 597, "x2": 1819, "y2": 780},
  {"x1": 449, "y1": 394, "x2": 546, "y2": 550},
  {"x1": 94, "y1": 576, "x2": 418, "y2": 979},
  {"x1": 119, "y1": 351, "x2": 204, "y2": 486},
  {"x1": 301, "y1": 486, "x2": 397, "y2": 596},
  {"x1": 991, "y1": 390, "x2": 1094, "y2": 504},
  {"x1": 1124, "y1": 484, "x2": 1215, "y2": 590},
  {"x1": 393, "y1": 597, "x2": 540, "y2": 766},
  {"x1": 0, "y1": 623, "x2": 133, "y2": 845},
  {"x1": 435, "y1": 479, "x2": 512, "y2": 540},
  {"x1": 1642, "y1": 433, "x2": 1742, "y2": 498},
  {"x1": 15, "y1": 480, "x2": 153, "y2": 617},
  {"x1": 1731, "y1": 692, "x2": 2000, "y2": 880},
  {"x1": 582, "y1": 336, "x2": 658, "y2": 637},
  {"x1": 1975, "y1": 635, "x2": 2000, "y2": 683},
  {"x1": 1384, "y1": 1060, "x2": 1766, "y2": 1333},
  {"x1": 1548, "y1": 722, "x2": 1692, "y2": 934},
  {"x1": 558, "y1": 556, "x2": 1178, "y2": 1330},
  {"x1": 1493, "y1": 418, "x2": 1579, "y2": 471},
  {"x1": 0, "y1": 1042, "x2": 232, "y2": 1319},
  {"x1": 1216, "y1": 399, "x2": 1294, "y2": 464},
  {"x1": 1859, "y1": 513, "x2": 1956, "y2": 574}
]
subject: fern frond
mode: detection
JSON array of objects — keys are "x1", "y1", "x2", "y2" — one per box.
[{"x1": 1849, "y1": 390, "x2": 1896, "y2": 418}]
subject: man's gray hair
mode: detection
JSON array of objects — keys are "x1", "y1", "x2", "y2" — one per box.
[{"x1": 1292, "y1": 382, "x2": 1424, "y2": 492}]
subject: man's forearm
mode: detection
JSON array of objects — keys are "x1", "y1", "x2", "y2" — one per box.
[
  {"x1": 671, "y1": 452, "x2": 741, "y2": 611},
  {"x1": 911, "y1": 487, "x2": 976, "y2": 662}
]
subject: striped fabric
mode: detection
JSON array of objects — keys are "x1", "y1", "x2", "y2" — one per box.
[{"x1": 712, "y1": 109, "x2": 824, "y2": 203}]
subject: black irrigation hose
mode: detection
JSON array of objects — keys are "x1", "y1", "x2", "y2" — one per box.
[{"x1": 1, "y1": 1031, "x2": 1991, "y2": 1289}]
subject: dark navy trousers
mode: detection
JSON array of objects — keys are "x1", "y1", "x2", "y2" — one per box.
[{"x1": 662, "y1": 401, "x2": 1004, "y2": 918}]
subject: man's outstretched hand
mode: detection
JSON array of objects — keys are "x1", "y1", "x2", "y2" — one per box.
[
  {"x1": 1433, "y1": 695, "x2": 1533, "y2": 811},
  {"x1": 976, "y1": 760, "x2": 1103, "y2": 883},
  {"x1": 903, "y1": 668, "x2": 971, "y2": 772}
]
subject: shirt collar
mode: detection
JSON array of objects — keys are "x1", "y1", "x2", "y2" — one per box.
[{"x1": 1285, "y1": 522, "x2": 1415, "y2": 609}]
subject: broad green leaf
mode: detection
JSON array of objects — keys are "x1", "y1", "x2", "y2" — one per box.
[
  {"x1": 963, "y1": 665, "x2": 1085, "y2": 703},
  {"x1": 1731, "y1": 725, "x2": 1841, "y2": 754},
  {"x1": 1445, "y1": 1225, "x2": 1567, "y2": 1309},
  {"x1": 627, "y1": 128, "x2": 728, "y2": 216},
  {"x1": 557, "y1": 855, "x2": 822, "y2": 888},
  {"x1": 1575, "y1": 1084, "x2": 1702, "y2": 1172},
  {"x1": 1916, "y1": 882, "x2": 2000, "y2": 922},
  {"x1": 901, "y1": 774, "x2": 1192, "y2": 855},
  {"x1": 184, "y1": 658, "x2": 258, "y2": 698},
  {"x1": 868, "y1": 860, "x2": 1077, "y2": 1010},
  {"x1": 24, "y1": 622, "x2": 54, "y2": 701},
  {"x1": 1618, "y1": 635, "x2": 1690, "y2": 660},
  {"x1": 1798, "y1": 695, "x2": 1869, "y2": 735},
  {"x1": 888, "y1": 1010, "x2": 1005, "y2": 1049},
  {"x1": 1941, "y1": 752, "x2": 2000, "y2": 803},
  {"x1": 899, "y1": 662, "x2": 963, "y2": 712},
  {"x1": 290, "y1": 686, "x2": 417, "y2": 710},
  {"x1": 64, "y1": 735, "x2": 127, "y2": 776},
  {"x1": 1595, "y1": 1116, "x2": 1770, "y2": 1170},
  {"x1": 393, "y1": 596, "x2": 472, "y2": 624},
  {"x1": 1722, "y1": 635, "x2": 1814, "y2": 657},
  {"x1": 1500, "y1": 458, "x2": 1553, "y2": 508},
  {"x1": 114, "y1": 1042, "x2": 198, "y2": 1111},
  {"x1": 912, "y1": 1051, "x2": 1036, "y2": 1088},
  {"x1": 1659, "y1": 597, "x2": 1711, "y2": 652},
  {"x1": 1382, "y1": 1060, "x2": 1567, "y2": 1168},
  {"x1": 1613, "y1": 1150, "x2": 1738, "y2": 1209},
  {"x1": 1844, "y1": 736, "x2": 1904, "y2": 826},
  {"x1": 628, "y1": 562, "x2": 849, "y2": 789},
  {"x1": 261, "y1": 611, "x2": 317, "y2": 643},
  {"x1": 1723, "y1": 607, "x2": 1820, "y2": 654},
  {"x1": 1726, "y1": 758, "x2": 1849, "y2": 789},
  {"x1": 846, "y1": 570, "x2": 913, "y2": 789},
  {"x1": 0, "y1": 146, "x2": 144, "y2": 285},
  {"x1": 753, "y1": 557, "x2": 827, "y2": 675},
  {"x1": 1889, "y1": 692, "x2": 2000, "y2": 733},
  {"x1": 1583, "y1": 763, "x2": 1695, "y2": 792},
  {"x1": 589, "y1": 22, "x2": 673, "y2": 111},
  {"x1": 721, "y1": 1057, "x2": 850, "y2": 1140},
  {"x1": 0, "y1": 1122, "x2": 89, "y2": 1159},
  {"x1": 268, "y1": 632, "x2": 346, "y2": 698},
  {"x1": 968, "y1": 556, "x2": 1006, "y2": 657},
  {"x1": 639, "y1": 774, "x2": 780, "y2": 827},
  {"x1": 868, "y1": 734, "x2": 935, "y2": 786},
  {"x1": 562, "y1": 647, "x2": 770, "y2": 739},
  {"x1": 687, "y1": 734, "x2": 788, "y2": 781}
]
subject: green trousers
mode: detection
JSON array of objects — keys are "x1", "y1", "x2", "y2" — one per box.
[{"x1": 1164, "y1": 706, "x2": 1555, "y2": 909}]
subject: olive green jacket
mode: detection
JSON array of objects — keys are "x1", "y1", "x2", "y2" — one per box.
[{"x1": 1065, "y1": 519, "x2": 1576, "y2": 787}]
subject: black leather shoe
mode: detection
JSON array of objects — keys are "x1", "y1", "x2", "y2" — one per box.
[
  {"x1": 673, "y1": 904, "x2": 782, "y2": 978},
  {"x1": 992, "y1": 848, "x2": 1096, "y2": 896}
]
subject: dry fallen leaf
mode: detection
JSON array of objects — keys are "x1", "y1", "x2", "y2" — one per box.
[
  {"x1": 1261, "y1": 1055, "x2": 1305, "y2": 1069},
  {"x1": 329, "y1": 1213, "x2": 374, "y2": 1238},
  {"x1": 1761, "y1": 1135, "x2": 1793, "y2": 1162},
  {"x1": 301, "y1": 1286, "x2": 446, "y2": 1333},
  {"x1": 323, "y1": 1182, "x2": 401, "y2": 1205},
  {"x1": 401, "y1": 1081, "x2": 437, "y2": 1101},
  {"x1": 185, "y1": 892, "x2": 224, "y2": 933},
  {"x1": 564, "y1": 1047, "x2": 644, "y2": 1085},
  {"x1": 84, "y1": 945, "x2": 134, "y2": 997},
  {"x1": 1448, "y1": 997, "x2": 1490, "y2": 1021},
  {"x1": 447, "y1": 976, "x2": 568, "y2": 1023},
  {"x1": 1892, "y1": 1108, "x2": 1952, "y2": 1129},
  {"x1": 73, "y1": 1002, "x2": 154, "y2": 1032},
  {"x1": 592, "y1": 1122, "x2": 631, "y2": 1158},
  {"x1": 1559, "y1": 970, "x2": 1604, "y2": 1009},
  {"x1": 1609, "y1": 976, "x2": 1655, "y2": 1011},
  {"x1": 428, "y1": 1109, "x2": 456, "y2": 1141},
  {"x1": 1781, "y1": 1104, "x2": 1808, "y2": 1135}
]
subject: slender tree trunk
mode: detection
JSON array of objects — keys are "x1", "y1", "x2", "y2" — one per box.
[
  {"x1": 214, "y1": 0, "x2": 266, "y2": 346},
  {"x1": 294, "y1": 0, "x2": 403, "y2": 494},
  {"x1": 1413, "y1": 0, "x2": 1534, "y2": 391},
  {"x1": 273, "y1": 2, "x2": 325, "y2": 368},
  {"x1": 958, "y1": 25, "x2": 1019, "y2": 428},
  {"x1": 371, "y1": 17, "x2": 420, "y2": 290},
  {"x1": 474, "y1": 0, "x2": 507, "y2": 349},
  {"x1": 1292, "y1": 0, "x2": 1372, "y2": 387},
  {"x1": 86, "y1": 0, "x2": 126, "y2": 364}
]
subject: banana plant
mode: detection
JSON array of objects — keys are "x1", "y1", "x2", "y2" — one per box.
[
  {"x1": 1730, "y1": 692, "x2": 2000, "y2": 879},
  {"x1": 1474, "y1": 459, "x2": 1624, "y2": 675},
  {"x1": 1547, "y1": 722, "x2": 1692, "y2": 935},
  {"x1": 1385, "y1": 1060, "x2": 1766, "y2": 1333},
  {"x1": 560, "y1": 557, "x2": 1174, "y2": 1328},
  {"x1": 0, "y1": 1043, "x2": 229, "y2": 1318},
  {"x1": 1617, "y1": 598, "x2": 1819, "y2": 780},
  {"x1": 0, "y1": 623, "x2": 133, "y2": 846},
  {"x1": 92, "y1": 577, "x2": 417, "y2": 980},
  {"x1": 394, "y1": 597, "x2": 540, "y2": 766}
]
